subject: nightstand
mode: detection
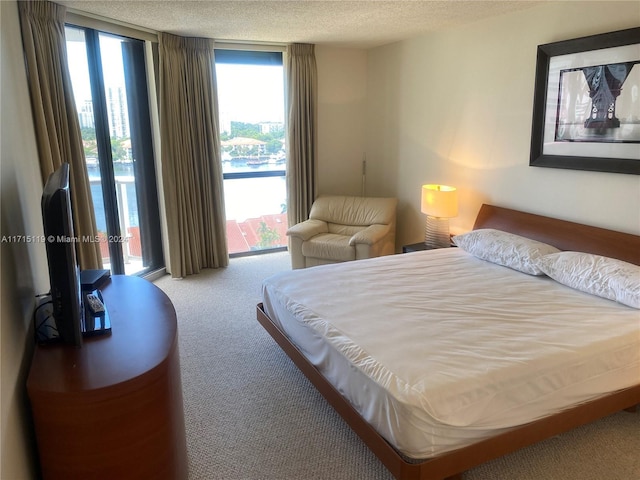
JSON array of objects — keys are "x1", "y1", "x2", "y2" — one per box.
[
  {"x1": 403, "y1": 242, "x2": 433, "y2": 253},
  {"x1": 402, "y1": 242, "x2": 455, "y2": 253}
]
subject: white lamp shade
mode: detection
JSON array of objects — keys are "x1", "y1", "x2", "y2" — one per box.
[{"x1": 421, "y1": 184, "x2": 458, "y2": 218}]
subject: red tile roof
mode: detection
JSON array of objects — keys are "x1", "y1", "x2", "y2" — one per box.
[{"x1": 226, "y1": 213, "x2": 288, "y2": 254}]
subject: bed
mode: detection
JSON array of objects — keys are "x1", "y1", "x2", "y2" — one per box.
[{"x1": 256, "y1": 204, "x2": 640, "y2": 480}]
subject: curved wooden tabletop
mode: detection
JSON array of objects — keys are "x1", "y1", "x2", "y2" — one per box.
[{"x1": 27, "y1": 275, "x2": 178, "y2": 393}]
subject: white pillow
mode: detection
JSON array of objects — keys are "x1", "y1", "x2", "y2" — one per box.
[
  {"x1": 452, "y1": 229, "x2": 560, "y2": 275},
  {"x1": 535, "y1": 252, "x2": 640, "y2": 309}
]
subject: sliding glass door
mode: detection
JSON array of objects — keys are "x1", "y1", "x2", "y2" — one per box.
[{"x1": 65, "y1": 26, "x2": 163, "y2": 275}]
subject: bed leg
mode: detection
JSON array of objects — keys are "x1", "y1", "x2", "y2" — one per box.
[
  {"x1": 444, "y1": 474, "x2": 463, "y2": 480},
  {"x1": 624, "y1": 405, "x2": 638, "y2": 413}
]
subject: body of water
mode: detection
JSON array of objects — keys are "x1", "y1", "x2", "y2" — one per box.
[{"x1": 88, "y1": 163, "x2": 138, "y2": 232}]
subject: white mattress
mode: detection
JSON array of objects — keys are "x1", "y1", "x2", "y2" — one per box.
[{"x1": 261, "y1": 248, "x2": 640, "y2": 459}]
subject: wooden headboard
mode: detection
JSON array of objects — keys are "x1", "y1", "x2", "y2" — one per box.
[{"x1": 473, "y1": 204, "x2": 640, "y2": 266}]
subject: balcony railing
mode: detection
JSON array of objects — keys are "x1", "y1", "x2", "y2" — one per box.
[
  {"x1": 222, "y1": 168, "x2": 287, "y2": 255},
  {"x1": 90, "y1": 176, "x2": 143, "y2": 274},
  {"x1": 91, "y1": 167, "x2": 287, "y2": 267}
]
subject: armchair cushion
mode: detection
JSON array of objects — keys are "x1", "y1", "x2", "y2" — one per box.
[
  {"x1": 302, "y1": 234, "x2": 355, "y2": 262},
  {"x1": 287, "y1": 195, "x2": 398, "y2": 269},
  {"x1": 349, "y1": 224, "x2": 392, "y2": 246},
  {"x1": 309, "y1": 195, "x2": 396, "y2": 226},
  {"x1": 286, "y1": 219, "x2": 328, "y2": 241}
]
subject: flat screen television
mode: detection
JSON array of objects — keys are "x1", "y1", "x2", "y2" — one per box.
[{"x1": 41, "y1": 163, "x2": 83, "y2": 346}]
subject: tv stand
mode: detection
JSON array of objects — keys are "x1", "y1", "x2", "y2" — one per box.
[{"x1": 27, "y1": 275, "x2": 187, "y2": 479}]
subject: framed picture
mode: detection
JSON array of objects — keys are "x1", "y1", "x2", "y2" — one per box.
[{"x1": 530, "y1": 28, "x2": 640, "y2": 175}]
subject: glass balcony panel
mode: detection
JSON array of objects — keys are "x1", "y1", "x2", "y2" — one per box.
[{"x1": 223, "y1": 176, "x2": 287, "y2": 254}]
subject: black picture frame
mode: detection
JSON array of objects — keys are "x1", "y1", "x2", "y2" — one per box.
[{"x1": 529, "y1": 27, "x2": 640, "y2": 175}]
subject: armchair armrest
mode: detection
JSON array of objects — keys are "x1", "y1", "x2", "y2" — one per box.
[
  {"x1": 286, "y1": 219, "x2": 328, "y2": 241},
  {"x1": 349, "y1": 224, "x2": 391, "y2": 246}
]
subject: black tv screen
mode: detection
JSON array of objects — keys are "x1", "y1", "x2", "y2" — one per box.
[{"x1": 41, "y1": 163, "x2": 83, "y2": 346}]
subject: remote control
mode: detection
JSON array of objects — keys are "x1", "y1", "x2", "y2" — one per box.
[{"x1": 86, "y1": 293, "x2": 105, "y2": 314}]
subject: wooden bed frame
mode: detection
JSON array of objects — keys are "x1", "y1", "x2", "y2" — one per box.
[{"x1": 256, "y1": 204, "x2": 640, "y2": 480}]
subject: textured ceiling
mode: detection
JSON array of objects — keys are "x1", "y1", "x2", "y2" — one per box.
[{"x1": 57, "y1": 1, "x2": 544, "y2": 48}]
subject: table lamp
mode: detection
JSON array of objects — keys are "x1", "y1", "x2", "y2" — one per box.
[{"x1": 421, "y1": 184, "x2": 458, "y2": 248}]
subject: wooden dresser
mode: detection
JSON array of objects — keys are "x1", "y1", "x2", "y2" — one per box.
[{"x1": 27, "y1": 275, "x2": 188, "y2": 479}]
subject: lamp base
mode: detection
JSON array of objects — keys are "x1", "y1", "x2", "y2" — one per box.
[{"x1": 425, "y1": 217, "x2": 450, "y2": 249}]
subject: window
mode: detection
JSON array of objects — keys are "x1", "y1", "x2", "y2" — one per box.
[
  {"x1": 215, "y1": 49, "x2": 287, "y2": 255},
  {"x1": 65, "y1": 26, "x2": 163, "y2": 275}
]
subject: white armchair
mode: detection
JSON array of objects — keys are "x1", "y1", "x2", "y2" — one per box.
[{"x1": 286, "y1": 195, "x2": 398, "y2": 269}]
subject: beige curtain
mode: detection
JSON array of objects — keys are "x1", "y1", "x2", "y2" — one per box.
[
  {"x1": 18, "y1": 0, "x2": 102, "y2": 270},
  {"x1": 158, "y1": 32, "x2": 228, "y2": 278},
  {"x1": 286, "y1": 43, "x2": 318, "y2": 227}
]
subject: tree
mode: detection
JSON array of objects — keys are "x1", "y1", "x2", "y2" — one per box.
[
  {"x1": 266, "y1": 139, "x2": 282, "y2": 154},
  {"x1": 80, "y1": 127, "x2": 98, "y2": 158},
  {"x1": 110, "y1": 138, "x2": 128, "y2": 162},
  {"x1": 81, "y1": 127, "x2": 96, "y2": 141},
  {"x1": 230, "y1": 121, "x2": 259, "y2": 138},
  {"x1": 257, "y1": 221, "x2": 280, "y2": 248}
]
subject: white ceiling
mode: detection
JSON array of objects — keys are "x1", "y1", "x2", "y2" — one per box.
[{"x1": 57, "y1": 1, "x2": 544, "y2": 48}]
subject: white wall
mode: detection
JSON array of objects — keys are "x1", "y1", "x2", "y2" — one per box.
[
  {"x1": 316, "y1": 46, "x2": 368, "y2": 196},
  {"x1": 366, "y1": 1, "x2": 640, "y2": 248},
  {"x1": 1, "y1": 1, "x2": 48, "y2": 478}
]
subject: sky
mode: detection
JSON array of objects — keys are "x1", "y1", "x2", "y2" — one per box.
[
  {"x1": 216, "y1": 63, "x2": 285, "y2": 125},
  {"x1": 66, "y1": 26, "x2": 285, "y2": 128}
]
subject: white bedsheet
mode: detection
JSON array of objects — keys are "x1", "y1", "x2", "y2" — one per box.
[{"x1": 261, "y1": 248, "x2": 640, "y2": 458}]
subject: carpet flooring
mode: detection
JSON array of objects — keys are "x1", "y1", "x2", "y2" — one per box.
[{"x1": 153, "y1": 251, "x2": 640, "y2": 480}]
